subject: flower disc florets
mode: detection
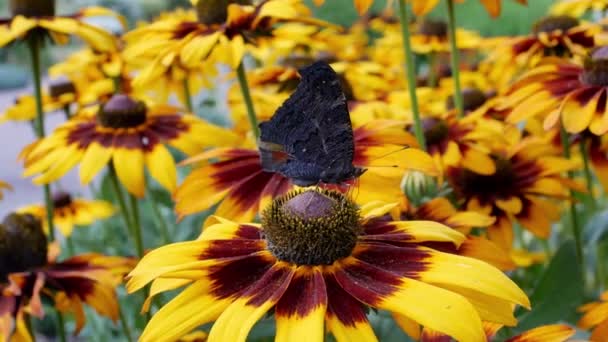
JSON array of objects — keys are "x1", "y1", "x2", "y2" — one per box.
[
  {"x1": 261, "y1": 189, "x2": 360, "y2": 266},
  {"x1": 582, "y1": 46, "x2": 608, "y2": 86},
  {"x1": 419, "y1": 118, "x2": 449, "y2": 146},
  {"x1": 195, "y1": 0, "x2": 252, "y2": 25},
  {"x1": 97, "y1": 94, "x2": 147, "y2": 129},
  {"x1": 0, "y1": 213, "x2": 47, "y2": 282},
  {"x1": 10, "y1": 0, "x2": 55, "y2": 17},
  {"x1": 418, "y1": 19, "x2": 448, "y2": 37},
  {"x1": 533, "y1": 16, "x2": 579, "y2": 35},
  {"x1": 52, "y1": 191, "x2": 72, "y2": 209},
  {"x1": 49, "y1": 77, "x2": 76, "y2": 98},
  {"x1": 447, "y1": 88, "x2": 487, "y2": 112}
]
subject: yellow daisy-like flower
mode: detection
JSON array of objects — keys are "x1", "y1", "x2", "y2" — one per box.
[
  {"x1": 128, "y1": 189, "x2": 529, "y2": 342},
  {"x1": 411, "y1": 0, "x2": 528, "y2": 18},
  {"x1": 21, "y1": 94, "x2": 240, "y2": 197},
  {"x1": 410, "y1": 19, "x2": 482, "y2": 54},
  {"x1": 0, "y1": 1, "x2": 120, "y2": 51},
  {"x1": 551, "y1": 0, "x2": 608, "y2": 17},
  {"x1": 18, "y1": 191, "x2": 114, "y2": 237},
  {"x1": 0, "y1": 181, "x2": 12, "y2": 201},
  {"x1": 0, "y1": 213, "x2": 132, "y2": 340},
  {"x1": 579, "y1": 290, "x2": 608, "y2": 341},
  {"x1": 422, "y1": 323, "x2": 575, "y2": 342}
]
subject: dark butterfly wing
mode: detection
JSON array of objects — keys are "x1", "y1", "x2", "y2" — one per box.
[{"x1": 258, "y1": 61, "x2": 358, "y2": 186}]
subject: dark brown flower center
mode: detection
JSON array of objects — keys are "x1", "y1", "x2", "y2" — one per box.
[
  {"x1": 195, "y1": 0, "x2": 252, "y2": 25},
  {"x1": 533, "y1": 16, "x2": 579, "y2": 35},
  {"x1": 97, "y1": 94, "x2": 147, "y2": 129},
  {"x1": 447, "y1": 88, "x2": 487, "y2": 112},
  {"x1": 582, "y1": 46, "x2": 608, "y2": 87},
  {"x1": 48, "y1": 77, "x2": 76, "y2": 98},
  {"x1": 418, "y1": 19, "x2": 448, "y2": 38},
  {"x1": 52, "y1": 192, "x2": 72, "y2": 209},
  {"x1": 418, "y1": 118, "x2": 449, "y2": 147},
  {"x1": 261, "y1": 189, "x2": 360, "y2": 265},
  {"x1": 10, "y1": 0, "x2": 55, "y2": 17},
  {"x1": 0, "y1": 213, "x2": 47, "y2": 282}
]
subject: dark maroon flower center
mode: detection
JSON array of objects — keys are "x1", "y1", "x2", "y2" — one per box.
[
  {"x1": 447, "y1": 88, "x2": 487, "y2": 112},
  {"x1": 10, "y1": 0, "x2": 55, "y2": 17},
  {"x1": 0, "y1": 213, "x2": 47, "y2": 282},
  {"x1": 418, "y1": 19, "x2": 448, "y2": 38},
  {"x1": 533, "y1": 16, "x2": 579, "y2": 35},
  {"x1": 97, "y1": 94, "x2": 147, "y2": 129},
  {"x1": 52, "y1": 192, "x2": 72, "y2": 209},
  {"x1": 419, "y1": 118, "x2": 449, "y2": 147},
  {"x1": 582, "y1": 46, "x2": 608, "y2": 87},
  {"x1": 49, "y1": 77, "x2": 76, "y2": 98},
  {"x1": 195, "y1": 0, "x2": 252, "y2": 25},
  {"x1": 261, "y1": 190, "x2": 360, "y2": 265}
]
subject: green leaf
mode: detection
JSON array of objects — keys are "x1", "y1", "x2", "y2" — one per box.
[{"x1": 515, "y1": 240, "x2": 583, "y2": 331}]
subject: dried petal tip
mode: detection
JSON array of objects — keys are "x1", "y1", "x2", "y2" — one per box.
[
  {"x1": 52, "y1": 192, "x2": 72, "y2": 209},
  {"x1": 97, "y1": 94, "x2": 147, "y2": 128},
  {"x1": 447, "y1": 88, "x2": 487, "y2": 112},
  {"x1": 49, "y1": 77, "x2": 76, "y2": 98},
  {"x1": 0, "y1": 213, "x2": 47, "y2": 281},
  {"x1": 195, "y1": 0, "x2": 252, "y2": 25},
  {"x1": 10, "y1": 0, "x2": 55, "y2": 17},
  {"x1": 418, "y1": 19, "x2": 448, "y2": 37},
  {"x1": 262, "y1": 189, "x2": 360, "y2": 265},
  {"x1": 533, "y1": 16, "x2": 579, "y2": 34}
]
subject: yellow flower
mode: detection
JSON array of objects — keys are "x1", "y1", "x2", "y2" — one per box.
[
  {"x1": 411, "y1": 0, "x2": 528, "y2": 18},
  {"x1": 410, "y1": 19, "x2": 482, "y2": 54},
  {"x1": 579, "y1": 290, "x2": 608, "y2": 341},
  {"x1": 18, "y1": 192, "x2": 114, "y2": 237},
  {"x1": 21, "y1": 94, "x2": 240, "y2": 197},
  {"x1": 128, "y1": 189, "x2": 529, "y2": 342},
  {"x1": 312, "y1": 0, "x2": 374, "y2": 15},
  {"x1": 551, "y1": 0, "x2": 608, "y2": 17}
]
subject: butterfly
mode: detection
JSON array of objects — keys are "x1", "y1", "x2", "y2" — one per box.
[{"x1": 258, "y1": 61, "x2": 366, "y2": 187}]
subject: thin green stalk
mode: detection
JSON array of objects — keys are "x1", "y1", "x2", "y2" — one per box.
[
  {"x1": 397, "y1": 0, "x2": 427, "y2": 150},
  {"x1": 445, "y1": 0, "x2": 464, "y2": 118},
  {"x1": 56, "y1": 312, "x2": 67, "y2": 342},
  {"x1": 427, "y1": 52, "x2": 438, "y2": 88},
  {"x1": 118, "y1": 301, "x2": 134, "y2": 342},
  {"x1": 107, "y1": 165, "x2": 137, "y2": 247},
  {"x1": 62, "y1": 105, "x2": 71, "y2": 120},
  {"x1": 150, "y1": 194, "x2": 171, "y2": 245},
  {"x1": 183, "y1": 77, "x2": 194, "y2": 113},
  {"x1": 540, "y1": 239, "x2": 551, "y2": 260},
  {"x1": 560, "y1": 126, "x2": 584, "y2": 266},
  {"x1": 579, "y1": 137, "x2": 596, "y2": 209},
  {"x1": 128, "y1": 194, "x2": 145, "y2": 258},
  {"x1": 236, "y1": 61, "x2": 260, "y2": 139},
  {"x1": 27, "y1": 33, "x2": 56, "y2": 242},
  {"x1": 66, "y1": 236, "x2": 75, "y2": 256}
]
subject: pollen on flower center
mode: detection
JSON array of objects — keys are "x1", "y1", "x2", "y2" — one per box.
[
  {"x1": 9, "y1": 0, "x2": 55, "y2": 17},
  {"x1": 97, "y1": 94, "x2": 147, "y2": 129},
  {"x1": 261, "y1": 189, "x2": 361, "y2": 265},
  {"x1": 418, "y1": 19, "x2": 448, "y2": 37},
  {"x1": 0, "y1": 213, "x2": 47, "y2": 282},
  {"x1": 533, "y1": 16, "x2": 579, "y2": 35},
  {"x1": 52, "y1": 191, "x2": 73, "y2": 209},
  {"x1": 581, "y1": 46, "x2": 608, "y2": 86},
  {"x1": 195, "y1": 0, "x2": 252, "y2": 25},
  {"x1": 447, "y1": 88, "x2": 487, "y2": 112}
]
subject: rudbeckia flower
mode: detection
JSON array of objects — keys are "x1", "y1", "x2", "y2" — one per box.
[
  {"x1": 0, "y1": 181, "x2": 12, "y2": 201},
  {"x1": 0, "y1": 1, "x2": 120, "y2": 51},
  {"x1": 410, "y1": 19, "x2": 482, "y2": 54},
  {"x1": 551, "y1": 0, "x2": 608, "y2": 17},
  {"x1": 422, "y1": 323, "x2": 575, "y2": 342},
  {"x1": 174, "y1": 120, "x2": 434, "y2": 222},
  {"x1": 579, "y1": 290, "x2": 608, "y2": 341},
  {"x1": 0, "y1": 213, "x2": 131, "y2": 339},
  {"x1": 21, "y1": 94, "x2": 240, "y2": 197},
  {"x1": 411, "y1": 0, "x2": 527, "y2": 18},
  {"x1": 446, "y1": 132, "x2": 582, "y2": 251},
  {"x1": 128, "y1": 189, "x2": 529, "y2": 342},
  {"x1": 505, "y1": 47, "x2": 608, "y2": 135},
  {"x1": 18, "y1": 191, "x2": 114, "y2": 237}
]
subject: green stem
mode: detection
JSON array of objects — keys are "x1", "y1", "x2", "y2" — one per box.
[
  {"x1": 56, "y1": 312, "x2": 67, "y2": 342},
  {"x1": 27, "y1": 34, "x2": 57, "y2": 243},
  {"x1": 427, "y1": 52, "x2": 438, "y2": 88},
  {"x1": 150, "y1": 194, "x2": 171, "y2": 245},
  {"x1": 540, "y1": 239, "x2": 551, "y2": 260},
  {"x1": 66, "y1": 236, "x2": 75, "y2": 256},
  {"x1": 107, "y1": 165, "x2": 137, "y2": 251},
  {"x1": 397, "y1": 0, "x2": 427, "y2": 150},
  {"x1": 579, "y1": 137, "x2": 596, "y2": 209},
  {"x1": 445, "y1": 0, "x2": 464, "y2": 118},
  {"x1": 236, "y1": 61, "x2": 260, "y2": 139},
  {"x1": 560, "y1": 126, "x2": 584, "y2": 266},
  {"x1": 62, "y1": 105, "x2": 71, "y2": 120},
  {"x1": 598, "y1": 241, "x2": 606, "y2": 291},
  {"x1": 128, "y1": 194, "x2": 145, "y2": 258},
  {"x1": 183, "y1": 77, "x2": 194, "y2": 113},
  {"x1": 118, "y1": 301, "x2": 134, "y2": 342}
]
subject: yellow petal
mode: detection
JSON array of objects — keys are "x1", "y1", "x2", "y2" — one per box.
[
  {"x1": 79, "y1": 142, "x2": 113, "y2": 184},
  {"x1": 113, "y1": 148, "x2": 145, "y2": 198},
  {"x1": 146, "y1": 145, "x2": 177, "y2": 193}
]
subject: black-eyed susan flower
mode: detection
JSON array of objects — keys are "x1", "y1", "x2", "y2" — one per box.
[
  {"x1": 174, "y1": 120, "x2": 433, "y2": 222},
  {"x1": 128, "y1": 189, "x2": 529, "y2": 342},
  {"x1": 0, "y1": 213, "x2": 131, "y2": 339},
  {"x1": 0, "y1": 0, "x2": 119, "y2": 51},
  {"x1": 409, "y1": 19, "x2": 482, "y2": 54},
  {"x1": 18, "y1": 191, "x2": 114, "y2": 237},
  {"x1": 579, "y1": 290, "x2": 608, "y2": 341},
  {"x1": 505, "y1": 47, "x2": 608, "y2": 135},
  {"x1": 446, "y1": 132, "x2": 581, "y2": 251},
  {"x1": 0, "y1": 181, "x2": 12, "y2": 201},
  {"x1": 411, "y1": 0, "x2": 527, "y2": 18},
  {"x1": 21, "y1": 94, "x2": 240, "y2": 197},
  {"x1": 551, "y1": 0, "x2": 608, "y2": 17},
  {"x1": 422, "y1": 323, "x2": 575, "y2": 342}
]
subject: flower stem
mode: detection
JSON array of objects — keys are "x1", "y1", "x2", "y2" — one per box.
[
  {"x1": 579, "y1": 137, "x2": 596, "y2": 209},
  {"x1": 63, "y1": 105, "x2": 71, "y2": 120},
  {"x1": 118, "y1": 301, "x2": 134, "y2": 342},
  {"x1": 183, "y1": 77, "x2": 194, "y2": 113},
  {"x1": 397, "y1": 0, "x2": 427, "y2": 150},
  {"x1": 427, "y1": 52, "x2": 438, "y2": 88},
  {"x1": 560, "y1": 126, "x2": 584, "y2": 266},
  {"x1": 150, "y1": 193, "x2": 171, "y2": 245},
  {"x1": 56, "y1": 311, "x2": 67, "y2": 342},
  {"x1": 107, "y1": 164, "x2": 139, "y2": 255},
  {"x1": 66, "y1": 236, "x2": 75, "y2": 256},
  {"x1": 128, "y1": 194, "x2": 145, "y2": 258},
  {"x1": 236, "y1": 61, "x2": 260, "y2": 139},
  {"x1": 27, "y1": 32, "x2": 57, "y2": 243},
  {"x1": 445, "y1": 0, "x2": 464, "y2": 118}
]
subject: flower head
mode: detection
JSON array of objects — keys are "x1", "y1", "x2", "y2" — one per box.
[
  {"x1": 128, "y1": 189, "x2": 529, "y2": 342},
  {"x1": 579, "y1": 290, "x2": 608, "y2": 341}
]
